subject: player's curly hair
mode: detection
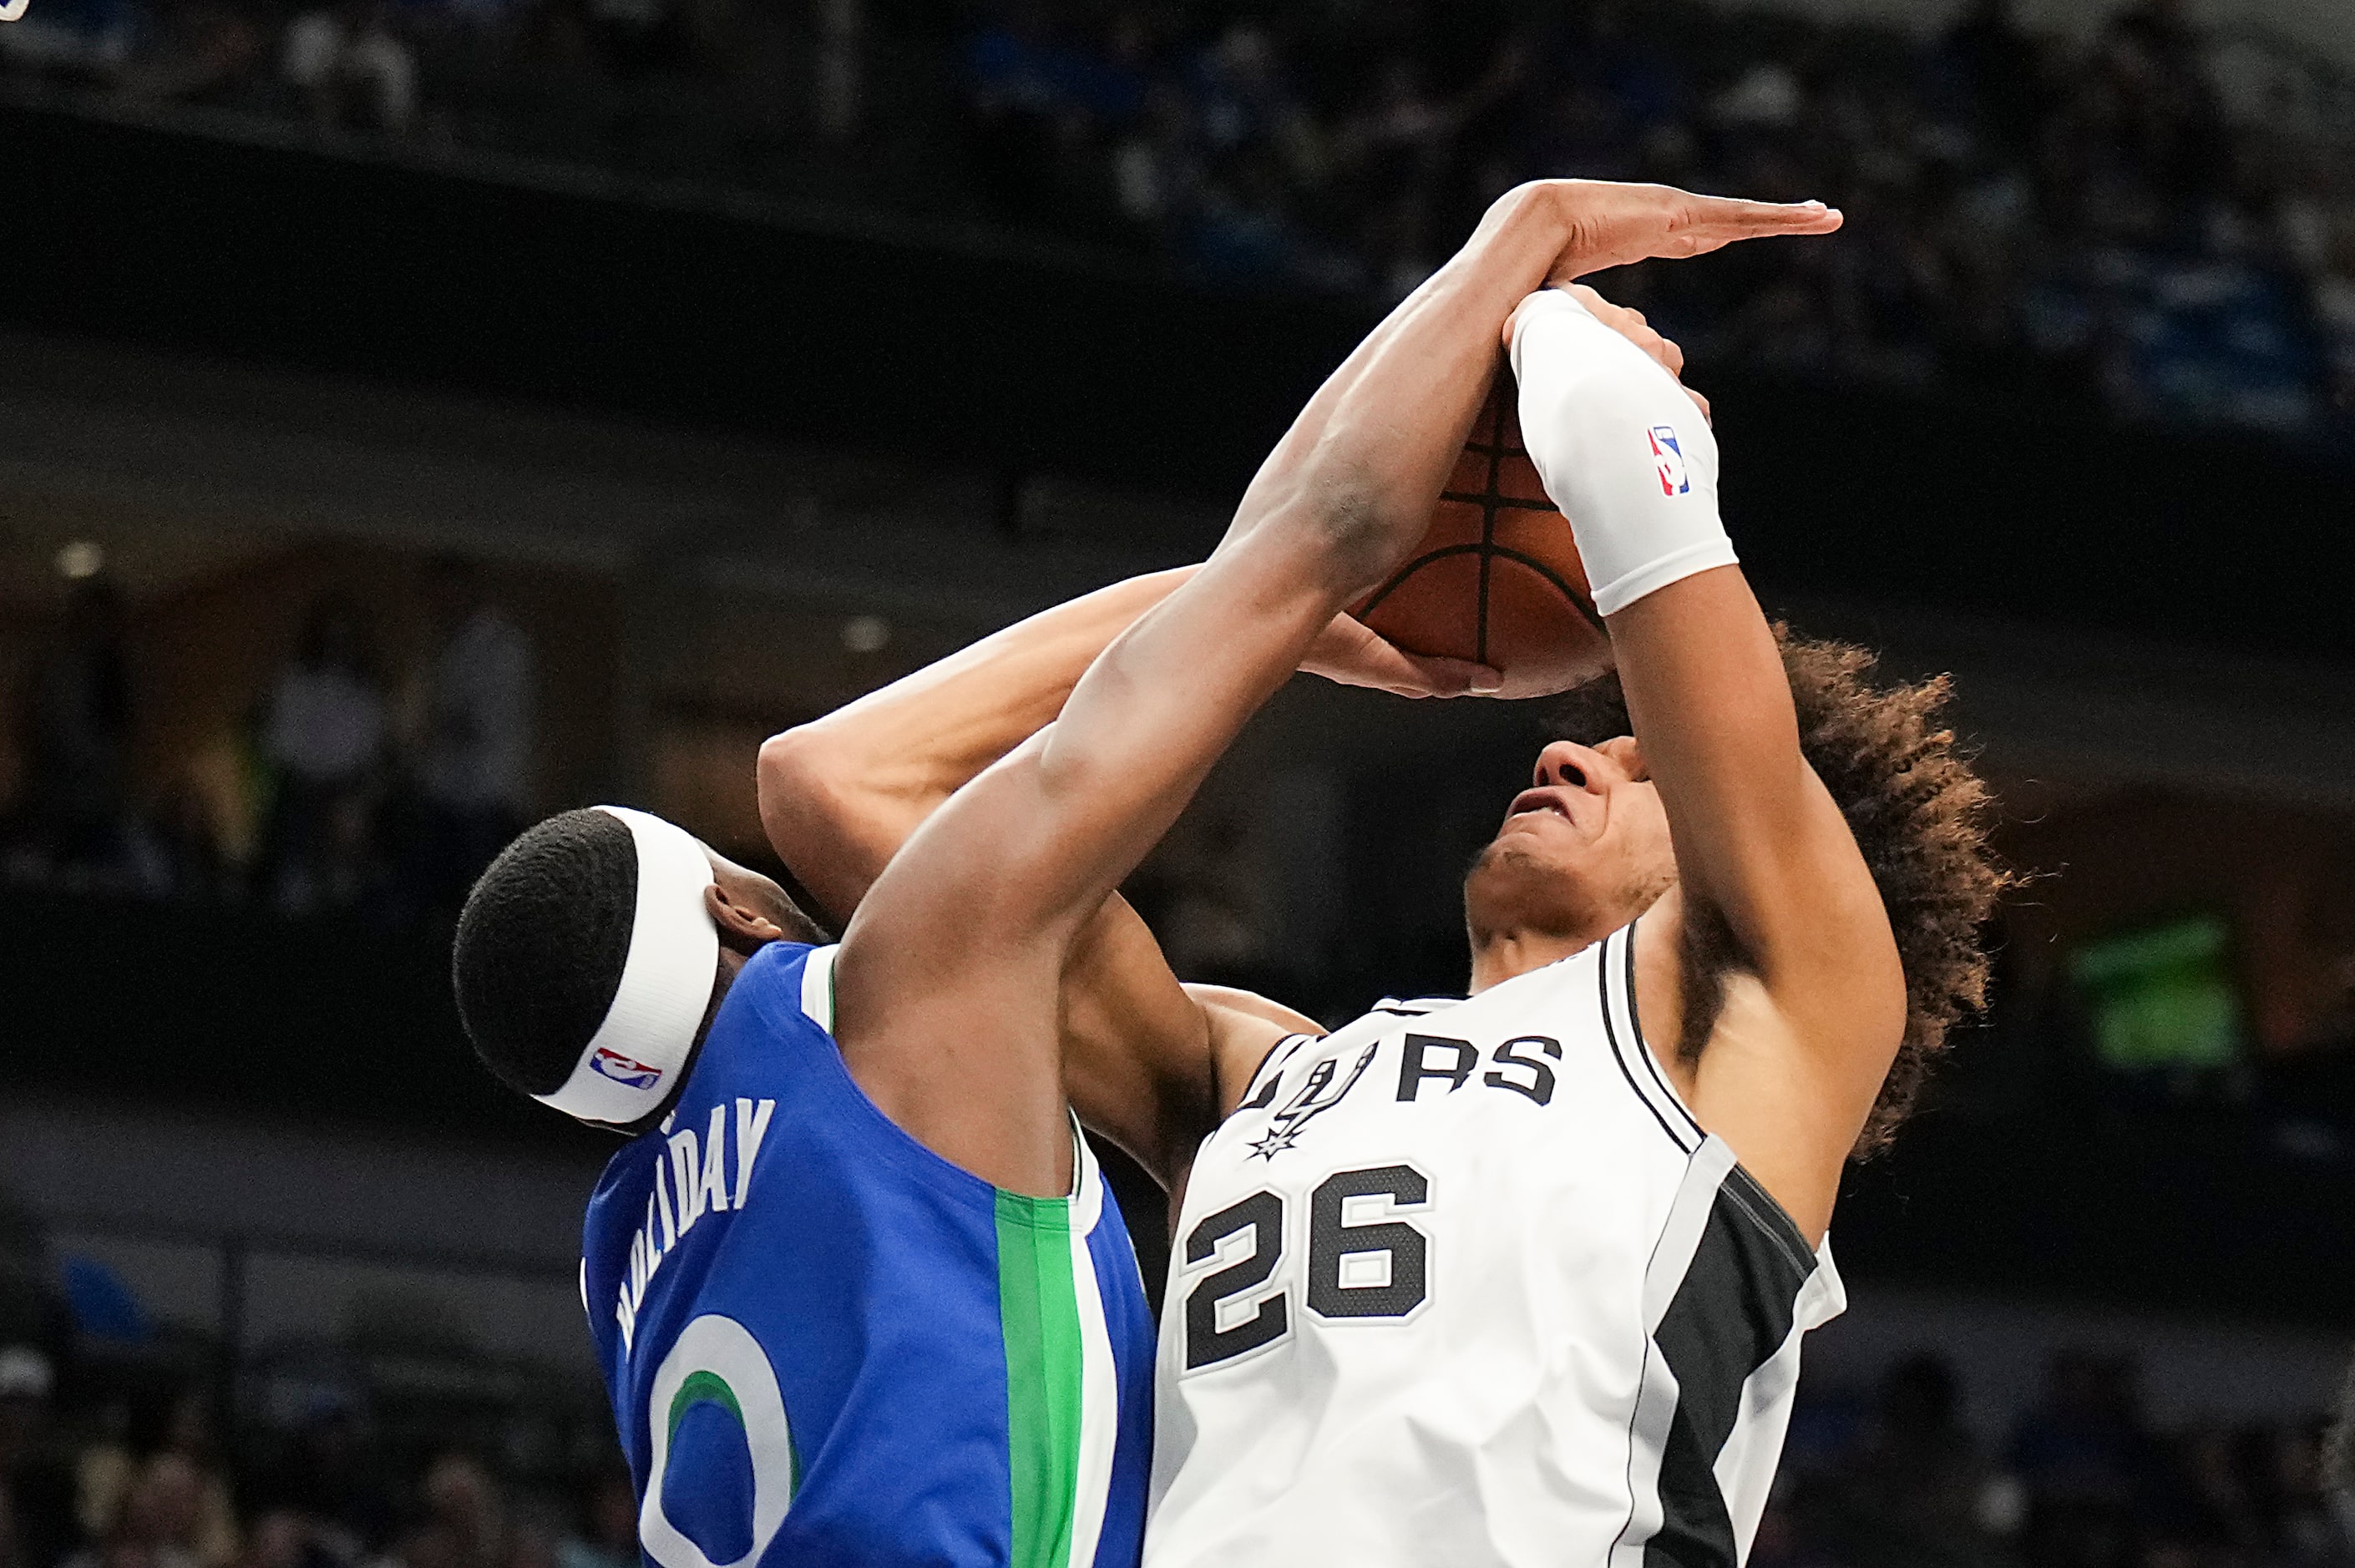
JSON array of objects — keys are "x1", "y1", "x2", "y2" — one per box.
[{"x1": 1554, "y1": 628, "x2": 2013, "y2": 1157}]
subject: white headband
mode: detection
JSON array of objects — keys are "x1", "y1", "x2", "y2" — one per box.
[{"x1": 534, "y1": 807, "x2": 721, "y2": 1126}]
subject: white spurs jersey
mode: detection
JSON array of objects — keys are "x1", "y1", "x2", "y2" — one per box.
[{"x1": 1145, "y1": 922, "x2": 1846, "y2": 1568}]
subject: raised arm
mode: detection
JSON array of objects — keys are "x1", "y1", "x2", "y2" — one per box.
[
  {"x1": 762, "y1": 327, "x2": 1704, "y2": 1189},
  {"x1": 833, "y1": 182, "x2": 1844, "y2": 1197},
  {"x1": 1510, "y1": 284, "x2": 1900, "y2": 1240}
]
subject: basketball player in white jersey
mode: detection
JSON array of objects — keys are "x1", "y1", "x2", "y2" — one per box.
[{"x1": 764, "y1": 184, "x2": 2003, "y2": 1565}]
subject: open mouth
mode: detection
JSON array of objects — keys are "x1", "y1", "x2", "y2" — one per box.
[{"x1": 1505, "y1": 788, "x2": 1574, "y2": 826}]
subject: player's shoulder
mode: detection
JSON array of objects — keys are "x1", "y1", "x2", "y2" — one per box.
[
  {"x1": 721, "y1": 938, "x2": 833, "y2": 1032},
  {"x1": 673, "y1": 940, "x2": 836, "y2": 1101}
]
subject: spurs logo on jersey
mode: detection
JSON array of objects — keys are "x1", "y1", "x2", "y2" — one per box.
[
  {"x1": 1146, "y1": 921, "x2": 1847, "y2": 1568},
  {"x1": 1243, "y1": 1039, "x2": 1375, "y2": 1161}
]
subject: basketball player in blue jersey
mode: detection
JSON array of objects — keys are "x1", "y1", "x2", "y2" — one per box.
[
  {"x1": 762, "y1": 242, "x2": 2013, "y2": 1560},
  {"x1": 448, "y1": 180, "x2": 1836, "y2": 1568}
]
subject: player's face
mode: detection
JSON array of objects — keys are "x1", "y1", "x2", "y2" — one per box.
[{"x1": 1461, "y1": 738, "x2": 1677, "y2": 945}]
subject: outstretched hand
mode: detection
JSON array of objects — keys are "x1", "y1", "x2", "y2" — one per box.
[
  {"x1": 1532, "y1": 180, "x2": 1841, "y2": 282},
  {"x1": 1300, "y1": 614, "x2": 1502, "y2": 699}
]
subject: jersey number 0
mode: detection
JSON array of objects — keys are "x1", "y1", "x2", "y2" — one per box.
[{"x1": 1182, "y1": 1163, "x2": 1431, "y2": 1370}]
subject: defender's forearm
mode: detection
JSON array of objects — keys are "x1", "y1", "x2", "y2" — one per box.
[{"x1": 757, "y1": 567, "x2": 1194, "y2": 923}]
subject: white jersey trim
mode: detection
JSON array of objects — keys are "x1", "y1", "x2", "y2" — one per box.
[
  {"x1": 1065, "y1": 1138, "x2": 1119, "y2": 1568},
  {"x1": 1618, "y1": 1155, "x2": 1834, "y2": 1565},
  {"x1": 798, "y1": 943, "x2": 839, "y2": 1034},
  {"x1": 1598, "y1": 923, "x2": 1703, "y2": 1152}
]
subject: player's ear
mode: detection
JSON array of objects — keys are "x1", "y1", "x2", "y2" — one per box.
[{"x1": 706, "y1": 880, "x2": 788, "y2": 955}]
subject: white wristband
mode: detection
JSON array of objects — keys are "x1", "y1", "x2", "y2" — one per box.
[{"x1": 1508, "y1": 289, "x2": 1735, "y2": 617}]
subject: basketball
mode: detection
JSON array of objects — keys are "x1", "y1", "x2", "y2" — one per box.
[{"x1": 1348, "y1": 370, "x2": 1613, "y2": 700}]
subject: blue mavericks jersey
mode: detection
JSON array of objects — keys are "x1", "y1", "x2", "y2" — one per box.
[{"x1": 581, "y1": 942, "x2": 1155, "y2": 1568}]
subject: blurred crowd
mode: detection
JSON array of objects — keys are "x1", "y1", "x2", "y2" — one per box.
[
  {"x1": 957, "y1": 0, "x2": 2355, "y2": 440},
  {"x1": 3, "y1": 1329, "x2": 2349, "y2": 1568},
  {"x1": 1761, "y1": 1350, "x2": 2355, "y2": 1568},
  {"x1": 0, "y1": 1345, "x2": 631, "y2": 1568},
  {"x1": 4, "y1": 0, "x2": 2352, "y2": 445},
  {"x1": 0, "y1": 0, "x2": 874, "y2": 196},
  {"x1": 0, "y1": 569, "x2": 534, "y2": 924}
]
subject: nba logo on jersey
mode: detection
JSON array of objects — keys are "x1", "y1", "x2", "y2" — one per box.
[
  {"x1": 1649, "y1": 427, "x2": 1690, "y2": 497},
  {"x1": 0, "y1": 0, "x2": 29, "y2": 23},
  {"x1": 589, "y1": 1047, "x2": 662, "y2": 1090}
]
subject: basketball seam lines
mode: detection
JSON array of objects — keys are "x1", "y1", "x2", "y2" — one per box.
[
  {"x1": 1359, "y1": 543, "x2": 1606, "y2": 638},
  {"x1": 1353, "y1": 392, "x2": 1603, "y2": 642},
  {"x1": 1438, "y1": 493, "x2": 1553, "y2": 511}
]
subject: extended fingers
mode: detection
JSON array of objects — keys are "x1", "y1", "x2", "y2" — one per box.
[
  {"x1": 1550, "y1": 182, "x2": 1841, "y2": 276},
  {"x1": 1683, "y1": 195, "x2": 1843, "y2": 236}
]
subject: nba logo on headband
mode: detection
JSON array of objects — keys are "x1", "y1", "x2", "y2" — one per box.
[{"x1": 589, "y1": 1047, "x2": 666, "y2": 1091}]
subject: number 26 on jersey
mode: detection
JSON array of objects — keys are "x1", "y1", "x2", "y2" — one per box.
[{"x1": 1180, "y1": 1162, "x2": 1431, "y2": 1372}]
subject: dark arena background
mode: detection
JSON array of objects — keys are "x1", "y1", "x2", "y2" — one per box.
[{"x1": 4, "y1": 0, "x2": 2355, "y2": 1563}]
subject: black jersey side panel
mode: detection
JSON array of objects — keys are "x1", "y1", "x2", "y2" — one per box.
[{"x1": 1643, "y1": 1167, "x2": 1816, "y2": 1567}]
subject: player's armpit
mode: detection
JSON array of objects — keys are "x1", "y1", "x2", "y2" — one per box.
[
  {"x1": 1610, "y1": 573, "x2": 1902, "y2": 1009},
  {"x1": 1631, "y1": 888, "x2": 1878, "y2": 1246},
  {"x1": 1613, "y1": 574, "x2": 1905, "y2": 1226}
]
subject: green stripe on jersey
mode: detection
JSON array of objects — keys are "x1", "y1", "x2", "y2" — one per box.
[
  {"x1": 996, "y1": 1190, "x2": 1084, "y2": 1568},
  {"x1": 666, "y1": 1369, "x2": 744, "y2": 1439},
  {"x1": 664, "y1": 1369, "x2": 803, "y2": 1500}
]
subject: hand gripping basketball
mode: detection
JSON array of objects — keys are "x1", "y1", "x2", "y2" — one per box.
[
  {"x1": 1345, "y1": 378, "x2": 1611, "y2": 701},
  {"x1": 1516, "y1": 284, "x2": 1710, "y2": 425},
  {"x1": 1508, "y1": 286, "x2": 1733, "y2": 618},
  {"x1": 1344, "y1": 284, "x2": 1715, "y2": 701},
  {"x1": 1337, "y1": 189, "x2": 1831, "y2": 701}
]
